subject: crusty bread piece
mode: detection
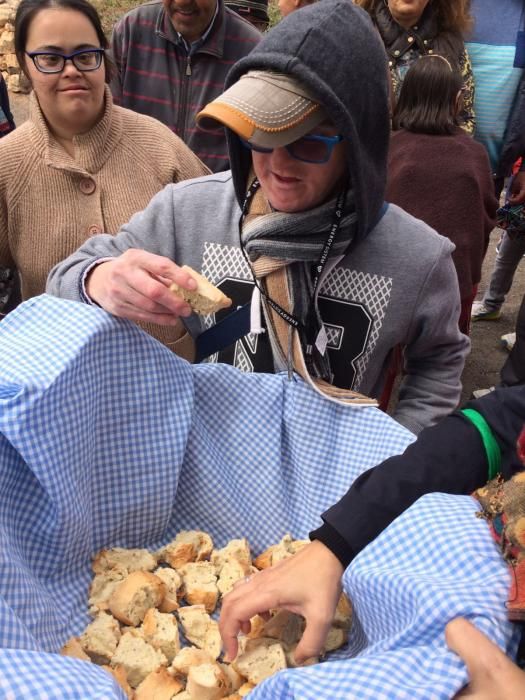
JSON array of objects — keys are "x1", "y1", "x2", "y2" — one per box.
[
  {"x1": 170, "y1": 646, "x2": 215, "y2": 675},
  {"x1": 186, "y1": 662, "x2": 229, "y2": 700},
  {"x1": 283, "y1": 646, "x2": 318, "y2": 668},
  {"x1": 172, "y1": 691, "x2": 192, "y2": 699},
  {"x1": 333, "y1": 592, "x2": 352, "y2": 629},
  {"x1": 217, "y1": 557, "x2": 251, "y2": 597},
  {"x1": 159, "y1": 530, "x2": 214, "y2": 569},
  {"x1": 88, "y1": 564, "x2": 128, "y2": 613},
  {"x1": 80, "y1": 611, "x2": 121, "y2": 665},
  {"x1": 262, "y1": 609, "x2": 303, "y2": 647},
  {"x1": 253, "y1": 534, "x2": 308, "y2": 569},
  {"x1": 135, "y1": 666, "x2": 184, "y2": 699},
  {"x1": 60, "y1": 636, "x2": 91, "y2": 662},
  {"x1": 232, "y1": 637, "x2": 287, "y2": 685},
  {"x1": 246, "y1": 614, "x2": 266, "y2": 640},
  {"x1": 177, "y1": 604, "x2": 221, "y2": 659},
  {"x1": 111, "y1": 631, "x2": 168, "y2": 688},
  {"x1": 170, "y1": 266, "x2": 232, "y2": 316},
  {"x1": 238, "y1": 682, "x2": 256, "y2": 696},
  {"x1": 210, "y1": 539, "x2": 252, "y2": 574},
  {"x1": 154, "y1": 566, "x2": 182, "y2": 613},
  {"x1": 142, "y1": 607, "x2": 181, "y2": 663},
  {"x1": 108, "y1": 570, "x2": 166, "y2": 626},
  {"x1": 219, "y1": 663, "x2": 244, "y2": 694},
  {"x1": 179, "y1": 562, "x2": 219, "y2": 613},
  {"x1": 102, "y1": 664, "x2": 134, "y2": 699},
  {"x1": 322, "y1": 626, "x2": 348, "y2": 654},
  {"x1": 93, "y1": 547, "x2": 157, "y2": 574}
]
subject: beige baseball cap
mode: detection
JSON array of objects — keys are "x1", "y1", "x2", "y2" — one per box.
[{"x1": 196, "y1": 70, "x2": 328, "y2": 148}]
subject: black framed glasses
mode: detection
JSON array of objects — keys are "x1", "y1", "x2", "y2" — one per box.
[
  {"x1": 25, "y1": 48, "x2": 105, "y2": 74},
  {"x1": 240, "y1": 134, "x2": 344, "y2": 164}
]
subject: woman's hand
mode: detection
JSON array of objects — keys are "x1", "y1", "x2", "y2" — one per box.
[
  {"x1": 219, "y1": 540, "x2": 344, "y2": 664},
  {"x1": 446, "y1": 617, "x2": 525, "y2": 699},
  {"x1": 85, "y1": 249, "x2": 196, "y2": 324}
]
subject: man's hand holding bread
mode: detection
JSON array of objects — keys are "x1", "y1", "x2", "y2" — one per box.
[{"x1": 86, "y1": 251, "x2": 230, "y2": 325}]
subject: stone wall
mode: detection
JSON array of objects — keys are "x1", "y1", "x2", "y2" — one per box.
[{"x1": 0, "y1": 0, "x2": 30, "y2": 93}]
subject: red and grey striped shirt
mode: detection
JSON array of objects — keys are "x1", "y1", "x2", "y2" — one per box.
[{"x1": 111, "y1": 0, "x2": 261, "y2": 172}]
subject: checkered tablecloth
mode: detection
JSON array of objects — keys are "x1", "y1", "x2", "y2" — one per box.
[{"x1": 0, "y1": 295, "x2": 518, "y2": 699}]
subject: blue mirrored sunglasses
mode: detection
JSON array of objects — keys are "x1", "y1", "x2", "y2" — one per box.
[{"x1": 240, "y1": 134, "x2": 344, "y2": 164}]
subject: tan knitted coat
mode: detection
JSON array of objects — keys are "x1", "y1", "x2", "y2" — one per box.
[{"x1": 0, "y1": 86, "x2": 209, "y2": 358}]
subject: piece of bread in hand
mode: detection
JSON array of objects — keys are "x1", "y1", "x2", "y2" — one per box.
[
  {"x1": 170, "y1": 266, "x2": 232, "y2": 315},
  {"x1": 108, "y1": 570, "x2": 166, "y2": 626}
]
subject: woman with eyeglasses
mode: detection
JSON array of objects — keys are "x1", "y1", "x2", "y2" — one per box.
[
  {"x1": 0, "y1": 0, "x2": 208, "y2": 354},
  {"x1": 387, "y1": 55, "x2": 497, "y2": 335},
  {"x1": 48, "y1": 0, "x2": 469, "y2": 435}
]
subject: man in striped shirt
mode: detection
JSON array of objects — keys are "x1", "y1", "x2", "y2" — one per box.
[{"x1": 111, "y1": 0, "x2": 261, "y2": 172}]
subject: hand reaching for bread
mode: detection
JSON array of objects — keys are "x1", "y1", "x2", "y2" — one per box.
[
  {"x1": 86, "y1": 251, "x2": 230, "y2": 325},
  {"x1": 220, "y1": 540, "x2": 345, "y2": 665}
]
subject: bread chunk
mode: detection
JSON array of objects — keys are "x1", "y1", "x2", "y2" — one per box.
[
  {"x1": 102, "y1": 664, "x2": 134, "y2": 699},
  {"x1": 333, "y1": 593, "x2": 353, "y2": 629},
  {"x1": 178, "y1": 604, "x2": 221, "y2": 659},
  {"x1": 109, "y1": 570, "x2": 166, "y2": 626},
  {"x1": 93, "y1": 547, "x2": 157, "y2": 574},
  {"x1": 262, "y1": 609, "x2": 304, "y2": 647},
  {"x1": 217, "y1": 557, "x2": 251, "y2": 597},
  {"x1": 111, "y1": 631, "x2": 168, "y2": 688},
  {"x1": 170, "y1": 266, "x2": 232, "y2": 315},
  {"x1": 180, "y1": 562, "x2": 219, "y2": 613},
  {"x1": 322, "y1": 626, "x2": 348, "y2": 653},
  {"x1": 142, "y1": 608, "x2": 181, "y2": 663},
  {"x1": 80, "y1": 611, "x2": 121, "y2": 665},
  {"x1": 154, "y1": 566, "x2": 183, "y2": 613},
  {"x1": 135, "y1": 667, "x2": 183, "y2": 699},
  {"x1": 88, "y1": 564, "x2": 128, "y2": 613},
  {"x1": 60, "y1": 636, "x2": 91, "y2": 662},
  {"x1": 159, "y1": 530, "x2": 214, "y2": 569},
  {"x1": 210, "y1": 539, "x2": 252, "y2": 574},
  {"x1": 254, "y1": 534, "x2": 309, "y2": 569},
  {"x1": 232, "y1": 637, "x2": 287, "y2": 685},
  {"x1": 171, "y1": 646, "x2": 215, "y2": 675},
  {"x1": 186, "y1": 662, "x2": 229, "y2": 700}
]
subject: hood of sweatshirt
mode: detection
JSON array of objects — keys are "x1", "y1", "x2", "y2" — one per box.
[{"x1": 225, "y1": 0, "x2": 390, "y2": 244}]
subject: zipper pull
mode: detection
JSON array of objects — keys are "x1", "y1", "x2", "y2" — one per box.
[{"x1": 186, "y1": 56, "x2": 192, "y2": 76}]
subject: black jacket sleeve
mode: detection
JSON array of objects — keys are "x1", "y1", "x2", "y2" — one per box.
[{"x1": 312, "y1": 385, "x2": 525, "y2": 567}]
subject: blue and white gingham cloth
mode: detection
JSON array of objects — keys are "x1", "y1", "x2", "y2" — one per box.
[{"x1": 0, "y1": 295, "x2": 517, "y2": 699}]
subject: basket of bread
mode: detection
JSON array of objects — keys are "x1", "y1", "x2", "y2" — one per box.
[{"x1": 62, "y1": 531, "x2": 352, "y2": 699}]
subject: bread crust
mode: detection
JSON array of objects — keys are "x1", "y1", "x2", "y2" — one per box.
[{"x1": 170, "y1": 266, "x2": 232, "y2": 315}]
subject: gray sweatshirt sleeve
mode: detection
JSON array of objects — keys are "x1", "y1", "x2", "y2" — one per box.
[
  {"x1": 46, "y1": 185, "x2": 178, "y2": 302},
  {"x1": 393, "y1": 243, "x2": 470, "y2": 434}
]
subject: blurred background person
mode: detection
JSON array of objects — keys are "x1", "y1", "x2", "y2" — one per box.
[
  {"x1": 387, "y1": 55, "x2": 496, "y2": 335},
  {"x1": 0, "y1": 0, "x2": 208, "y2": 357},
  {"x1": 110, "y1": 0, "x2": 261, "y2": 172},
  {"x1": 354, "y1": 0, "x2": 475, "y2": 133}
]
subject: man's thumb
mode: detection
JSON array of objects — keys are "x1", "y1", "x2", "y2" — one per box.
[{"x1": 446, "y1": 617, "x2": 500, "y2": 678}]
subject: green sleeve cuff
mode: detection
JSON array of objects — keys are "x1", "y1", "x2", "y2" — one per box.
[{"x1": 460, "y1": 408, "x2": 501, "y2": 480}]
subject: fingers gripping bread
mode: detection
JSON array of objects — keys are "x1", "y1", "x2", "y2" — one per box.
[{"x1": 170, "y1": 266, "x2": 232, "y2": 315}]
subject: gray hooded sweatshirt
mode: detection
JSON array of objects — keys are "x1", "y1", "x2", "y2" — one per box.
[{"x1": 47, "y1": 0, "x2": 469, "y2": 434}]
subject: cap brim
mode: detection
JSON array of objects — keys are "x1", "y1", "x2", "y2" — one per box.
[{"x1": 196, "y1": 71, "x2": 327, "y2": 148}]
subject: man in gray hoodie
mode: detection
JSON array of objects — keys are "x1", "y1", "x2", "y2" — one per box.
[{"x1": 47, "y1": 0, "x2": 469, "y2": 435}]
